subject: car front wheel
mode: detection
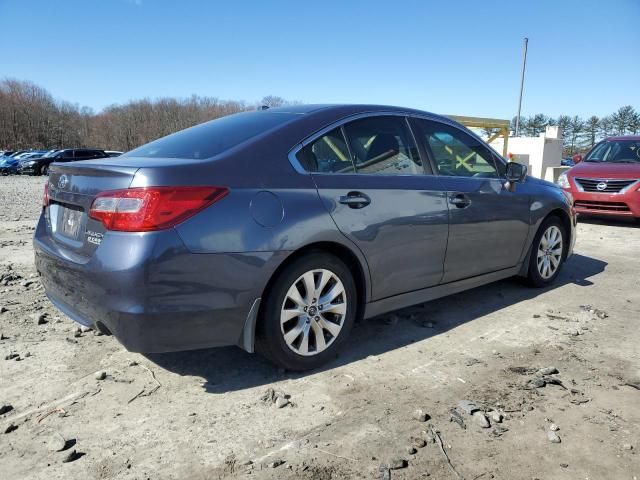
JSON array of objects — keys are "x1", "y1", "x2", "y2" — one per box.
[
  {"x1": 527, "y1": 217, "x2": 566, "y2": 287},
  {"x1": 256, "y1": 253, "x2": 357, "y2": 371}
]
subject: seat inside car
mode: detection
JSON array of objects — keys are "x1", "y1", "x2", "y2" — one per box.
[{"x1": 366, "y1": 133, "x2": 400, "y2": 161}]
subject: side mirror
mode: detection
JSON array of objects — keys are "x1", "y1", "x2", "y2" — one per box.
[
  {"x1": 506, "y1": 161, "x2": 527, "y2": 183},
  {"x1": 572, "y1": 154, "x2": 583, "y2": 164}
]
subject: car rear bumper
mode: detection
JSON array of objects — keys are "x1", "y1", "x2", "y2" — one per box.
[
  {"x1": 565, "y1": 186, "x2": 640, "y2": 218},
  {"x1": 33, "y1": 214, "x2": 287, "y2": 353}
]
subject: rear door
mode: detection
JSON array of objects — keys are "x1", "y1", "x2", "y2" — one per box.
[
  {"x1": 412, "y1": 118, "x2": 530, "y2": 283},
  {"x1": 56, "y1": 150, "x2": 74, "y2": 163},
  {"x1": 298, "y1": 115, "x2": 449, "y2": 301},
  {"x1": 73, "y1": 150, "x2": 93, "y2": 161}
]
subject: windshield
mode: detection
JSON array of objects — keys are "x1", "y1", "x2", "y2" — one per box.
[
  {"x1": 585, "y1": 140, "x2": 640, "y2": 163},
  {"x1": 125, "y1": 111, "x2": 299, "y2": 160}
]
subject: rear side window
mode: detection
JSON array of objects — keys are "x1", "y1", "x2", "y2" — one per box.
[
  {"x1": 343, "y1": 116, "x2": 422, "y2": 175},
  {"x1": 296, "y1": 115, "x2": 423, "y2": 175},
  {"x1": 297, "y1": 128, "x2": 355, "y2": 173},
  {"x1": 125, "y1": 111, "x2": 298, "y2": 160}
]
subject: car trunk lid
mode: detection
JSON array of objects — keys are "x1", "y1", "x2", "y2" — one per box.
[{"x1": 46, "y1": 163, "x2": 139, "y2": 256}]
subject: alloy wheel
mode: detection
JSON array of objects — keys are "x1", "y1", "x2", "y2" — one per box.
[
  {"x1": 536, "y1": 225, "x2": 563, "y2": 279},
  {"x1": 280, "y1": 268, "x2": 347, "y2": 356}
]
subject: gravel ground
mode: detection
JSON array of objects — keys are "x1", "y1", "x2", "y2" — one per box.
[{"x1": 1, "y1": 175, "x2": 639, "y2": 480}]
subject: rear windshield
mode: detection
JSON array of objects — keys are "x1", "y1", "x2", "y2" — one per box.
[{"x1": 124, "y1": 111, "x2": 299, "y2": 160}]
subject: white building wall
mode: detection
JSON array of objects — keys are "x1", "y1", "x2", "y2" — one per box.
[{"x1": 488, "y1": 126, "x2": 563, "y2": 180}]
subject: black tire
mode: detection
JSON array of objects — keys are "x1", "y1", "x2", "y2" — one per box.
[
  {"x1": 256, "y1": 252, "x2": 357, "y2": 371},
  {"x1": 526, "y1": 216, "x2": 566, "y2": 288},
  {"x1": 40, "y1": 164, "x2": 49, "y2": 176}
]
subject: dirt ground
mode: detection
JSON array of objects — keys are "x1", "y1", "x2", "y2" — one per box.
[{"x1": 0, "y1": 175, "x2": 639, "y2": 480}]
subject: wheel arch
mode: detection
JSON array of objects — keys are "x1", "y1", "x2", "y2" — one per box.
[
  {"x1": 518, "y1": 207, "x2": 573, "y2": 277},
  {"x1": 238, "y1": 240, "x2": 371, "y2": 353},
  {"x1": 545, "y1": 208, "x2": 572, "y2": 260},
  {"x1": 262, "y1": 240, "x2": 369, "y2": 318}
]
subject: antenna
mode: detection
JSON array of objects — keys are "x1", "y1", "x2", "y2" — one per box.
[{"x1": 515, "y1": 37, "x2": 528, "y2": 137}]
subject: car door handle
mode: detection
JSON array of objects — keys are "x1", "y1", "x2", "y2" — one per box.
[
  {"x1": 449, "y1": 193, "x2": 471, "y2": 208},
  {"x1": 338, "y1": 192, "x2": 371, "y2": 209}
]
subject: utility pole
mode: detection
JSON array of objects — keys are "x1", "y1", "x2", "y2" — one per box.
[{"x1": 515, "y1": 37, "x2": 528, "y2": 137}]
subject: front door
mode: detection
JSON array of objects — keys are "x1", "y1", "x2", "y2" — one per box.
[
  {"x1": 296, "y1": 115, "x2": 449, "y2": 300},
  {"x1": 412, "y1": 118, "x2": 531, "y2": 283}
]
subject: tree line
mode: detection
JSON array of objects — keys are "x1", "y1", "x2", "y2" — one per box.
[
  {"x1": 507, "y1": 106, "x2": 639, "y2": 155},
  {"x1": 1, "y1": 77, "x2": 637, "y2": 156},
  {"x1": 0, "y1": 78, "x2": 296, "y2": 151}
]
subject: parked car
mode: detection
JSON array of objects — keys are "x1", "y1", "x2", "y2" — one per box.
[
  {"x1": 561, "y1": 157, "x2": 575, "y2": 167},
  {"x1": 105, "y1": 150, "x2": 123, "y2": 157},
  {"x1": 34, "y1": 105, "x2": 576, "y2": 370},
  {"x1": 8, "y1": 150, "x2": 29, "y2": 158},
  {"x1": 0, "y1": 150, "x2": 15, "y2": 157},
  {"x1": 12, "y1": 150, "x2": 47, "y2": 160},
  {"x1": 19, "y1": 148, "x2": 109, "y2": 175},
  {"x1": 18, "y1": 151, "x2": 50, "y2": 161},
  {"x1": 0, "y1": 156, "x2": 20, "y2": 175},
  {"x1": 0, "y1": 151, "x2": 46, "y2": 175},
  {"x1": 557, "y1": 136, "x2": 640, "y2": 219}
]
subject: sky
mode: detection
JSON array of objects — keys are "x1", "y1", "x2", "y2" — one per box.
[{"x1": 1, "y1": 0, "x2": 639, "y2": 120}]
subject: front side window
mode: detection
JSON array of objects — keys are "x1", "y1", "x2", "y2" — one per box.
[
  {"x1": 417, "y1": 120, "x2": 500, "y2": 178},
  {"x1": 297, "y1": 127, "x2": 354, "y2": 173},
  {"x1": 343, "y1": 116, "x2": 422, "y2": 175}
]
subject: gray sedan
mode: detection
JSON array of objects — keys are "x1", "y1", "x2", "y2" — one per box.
[{"x1": 34, "y1": 104, "x2": 576, "y2": 370}]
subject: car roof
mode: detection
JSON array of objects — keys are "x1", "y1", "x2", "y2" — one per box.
[
  {"x1": 267, "y1": 103, "x2": 449, "y2": 122},
  {"x1": 605, "y1": 135, "x2": 640, "y2": 141}
]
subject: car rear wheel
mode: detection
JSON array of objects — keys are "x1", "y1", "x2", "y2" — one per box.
[
  {"x1": 526, "y1": 217, "x2": 566, "y2": 287},
  {"x1": 256, "y1": 252, "x2": 356, "y2": 371},
  {"x1": 40, "y1": 164, "x2": 49, "y2": 176}
]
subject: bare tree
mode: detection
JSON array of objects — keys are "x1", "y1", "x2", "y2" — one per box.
[{"x1": 1, "y1": 77, "x2": 637, "y2": 157}]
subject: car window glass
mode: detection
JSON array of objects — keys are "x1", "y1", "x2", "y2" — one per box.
[
  {"x1": 61, "y1": 151, "x2": 74, "y2": 159},
  {"x1": 126, "y1": 111, "x2": 298, "y2": 160},
  {"x1": 585, "y1": 140, "x2": 640, "y2": 162},
  {"x1": 343, "y1": 116, "x2": 422, "y2": 175},
  {"x1": 297, "y1": 128, "x2": 355, "y2": 174},
  {"x1": 417, "y1": 120, "x2": 499, "y2": 178}
]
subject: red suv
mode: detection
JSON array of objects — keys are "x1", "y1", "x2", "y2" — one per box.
[{"x1": 558, "y1": 136, "x2": 640, "y2": 220}]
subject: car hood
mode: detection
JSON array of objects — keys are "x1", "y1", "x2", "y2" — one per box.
[{"x1": 569, "y1": 161, "x2": 640, "y2": 179}]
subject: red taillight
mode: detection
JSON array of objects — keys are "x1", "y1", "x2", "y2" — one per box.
[
  {"x1": 43, "y1": 183, "x2": 49, "y2": 207},
  {"x1": 89, "y1": 186, "x2": 229, "y2": 232}
]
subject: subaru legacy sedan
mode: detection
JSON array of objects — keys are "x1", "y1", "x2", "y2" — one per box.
[{"x1": 34, "y1": 105, "x2": 575, "y2": 370}]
